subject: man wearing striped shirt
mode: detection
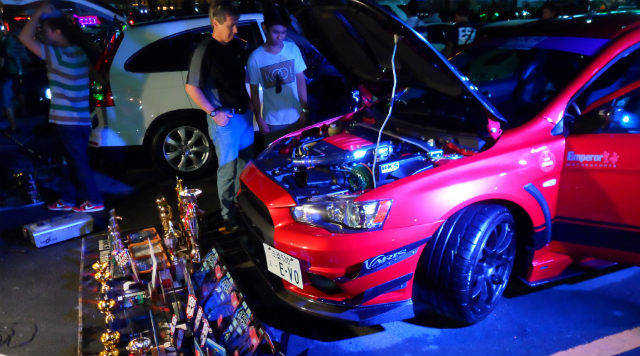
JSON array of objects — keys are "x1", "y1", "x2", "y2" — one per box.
[{"x1": 19, "y1": 4, "x2": 103, "y2": 212}]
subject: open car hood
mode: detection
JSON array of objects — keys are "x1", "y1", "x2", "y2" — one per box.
[{"x1": 286, "y1": 0, "x2": 506, "y2": 123}]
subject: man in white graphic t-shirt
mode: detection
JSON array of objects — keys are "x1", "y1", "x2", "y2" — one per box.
[{"x1": 247, "y1": 6, "x2": 308, "y2": 145}]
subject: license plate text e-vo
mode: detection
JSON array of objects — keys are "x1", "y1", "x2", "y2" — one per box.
[{"x1": 263, "y1": 243, "x2": 303, "y2": 289}]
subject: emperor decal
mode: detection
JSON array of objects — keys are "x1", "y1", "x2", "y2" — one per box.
[{"x1": 566, "y1": 151, "x2": 620, "y2": 168}]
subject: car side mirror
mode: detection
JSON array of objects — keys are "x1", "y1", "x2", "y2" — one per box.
[
  {"x1": 595, "y1": 106, "x2": 614, "y2": 124},
  {"x1": 553, "y1": 101, "x2": 582, "y2": 136},
  {"x1": 551, "y1": 117, "x2": 566, "y2": 136}
]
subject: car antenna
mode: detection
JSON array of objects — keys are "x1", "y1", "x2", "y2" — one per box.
[{"x1": 372, "y1": 33, "x2": 401, "y2": 188}]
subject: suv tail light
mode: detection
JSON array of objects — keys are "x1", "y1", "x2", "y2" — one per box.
[
  {"x1": 91, "y1": 31, "x2": 123, "y2": 108},
  {"x1": 91, "y1": 81, "x2": 115, "y2": 107}
]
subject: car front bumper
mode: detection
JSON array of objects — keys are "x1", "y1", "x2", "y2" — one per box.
[{"x1": 237, "y1": 163, "x2": 442, "y2": 324}]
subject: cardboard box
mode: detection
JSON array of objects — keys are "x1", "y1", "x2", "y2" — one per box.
[{"x1": 23, "y1": 212, "x2": 93, "y2": 248}]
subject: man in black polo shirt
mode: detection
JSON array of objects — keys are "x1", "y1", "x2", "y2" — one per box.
[{"x1": 185, "y1": 0, "x2": 253, "y2": 231}]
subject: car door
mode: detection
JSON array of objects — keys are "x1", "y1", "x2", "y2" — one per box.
[{"x1": 554, "y1": 47, "x2": 640, "y2": 264}]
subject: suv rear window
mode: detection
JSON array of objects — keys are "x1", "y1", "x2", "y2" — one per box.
[{"x1": 125, "y1": 22, "x2": 262, "y2": 73}]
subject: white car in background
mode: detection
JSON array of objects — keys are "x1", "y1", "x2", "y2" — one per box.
[
  {"x1": 3, "y1": 0, "x2": 125, "y2": 22},
  {"x1": 90, "y1": 14, "x2": 266, "y2": 177}
]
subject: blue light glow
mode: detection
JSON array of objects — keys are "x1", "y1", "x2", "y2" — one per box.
[{"x1": 353, "y1": 150, "x2": 367, "y2": 160}]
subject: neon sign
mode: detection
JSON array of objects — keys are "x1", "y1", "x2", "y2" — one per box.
[{"x1": 73, "y1": 15, "x2": 101, "y2": 26}]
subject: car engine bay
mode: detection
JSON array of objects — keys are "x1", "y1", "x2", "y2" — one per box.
[{"x1": 254, "y1": 111, "x2": 491, "y2": 203}]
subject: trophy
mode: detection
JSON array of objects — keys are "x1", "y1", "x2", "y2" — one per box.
[
  {"x1": 108, "y1": 209, "x2": 129, "y2": 268},
  {"x1": 98, "y1": 350, "x2": 119, "y2": 356},
  {"x1": 100, "y1": 329, "x2": 121, "y2": 356},
  {"x1": 155, "y1": 196, "x2": 180, "y2": 263},
  {"x1": 175, "y1": 177, "x2": 184, "y2": 216},
  {"x1": 92, "y1": 261, "x2": 109, "y2": 274},
  {"x1": 92, "y1": 261, "x2": 112, "y2": 295},
  {"x1": 178, "y1": 188, "x2": 202, "y2": 264},
  {"x1": 94, "y1": 264, "x2": 114, "y2": 298},
  {"x1": 97, "y1": 299, "x2": 116, "y2": 313},
  {"x1": 100, "y1": 330, "x2": 120, "y2": 346},
  {"x1": 126, "y1": 336, "x2": 152, "y2": 356},
  {"x1": 98, "y1": 298, "x2": 117, "y2": 326}
]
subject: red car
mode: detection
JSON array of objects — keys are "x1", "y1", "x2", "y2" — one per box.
[{"x1": 237, "y1": 0, "x2": 640, "y2": 325}]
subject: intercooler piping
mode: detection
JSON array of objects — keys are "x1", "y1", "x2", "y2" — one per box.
[{"x1": 356, "y1": 123, "x2": 438, "y2": 158}]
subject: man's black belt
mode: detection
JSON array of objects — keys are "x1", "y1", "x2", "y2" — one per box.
[{"x1": 221, "y1": 107, "x2": 248, "y2": 115}]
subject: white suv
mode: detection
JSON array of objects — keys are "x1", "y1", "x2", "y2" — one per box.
[{"x1": 90, "y1": 14, "x2": 266, "y2": 177}]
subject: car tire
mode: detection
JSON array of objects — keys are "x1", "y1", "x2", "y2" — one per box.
[
  {"x1": 414, "y1": 204, "x2": 516, "y2": 324},
  {"x1": 149, "y1": 117, "x2": 215, "y2": 178}
]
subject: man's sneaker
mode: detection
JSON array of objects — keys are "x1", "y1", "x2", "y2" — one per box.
[
  {"x1": 73, "y1": 201, "x2": 105, "y2": 212},
  {"x1": 47, "y1": 199, "x2": 73, "y2": 211}
]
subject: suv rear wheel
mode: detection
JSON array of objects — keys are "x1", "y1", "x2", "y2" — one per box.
[
  {"x1": 414, "y1": 204, "x2": 516, "y2": 324},
  {"x1": 150, "y1": 117, "x2": 215, "y2": 177}
]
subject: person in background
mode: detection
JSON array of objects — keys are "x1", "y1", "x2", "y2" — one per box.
[
  {"x1": 540, "y1": 2, "x2": 558, "y2": 19},
  {"x1": 185, "y1": 0, "x2": 253, "y2": 232},
  {"x1": 5, "y1": 22, "x2": 31, "y2": 117},
  {"x1": 444, "y1": 8, "x2": 477, "y2": 58},
  {"x1": 0, "y1": 2, "x2": 16, "y2": 131},
  {"x1": 247, "y1": 5, "x2": 308, "y2": 146},
  {"x1": 19, "y1": 3, "x2": 104, "y2": 212}
]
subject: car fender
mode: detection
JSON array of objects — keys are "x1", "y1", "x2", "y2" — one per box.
[{"x1": 359, "y1": 128, "x2": 565, "y2": 245}]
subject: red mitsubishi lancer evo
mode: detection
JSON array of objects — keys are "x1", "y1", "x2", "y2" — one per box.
[{"x1": 237, "y1": 0, "x2": 640, "y2": 325}]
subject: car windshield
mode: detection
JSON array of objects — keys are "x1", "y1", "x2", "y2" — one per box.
[{"x1": 451, "y1": 36, "x2": 599, "y2": 128}]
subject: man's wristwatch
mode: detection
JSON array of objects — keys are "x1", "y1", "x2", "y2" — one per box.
[{"x1": 209, "y1": 108, "x2": 218, "y2": 118}]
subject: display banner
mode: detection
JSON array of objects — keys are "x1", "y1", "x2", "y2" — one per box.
[{"x1": 194, "y1": 248, "x2": 280, "y2": 355}]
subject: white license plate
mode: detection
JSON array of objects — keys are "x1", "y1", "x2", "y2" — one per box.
[{"x1": 263, "y1": 243, "x2": 303, "y2": 289}]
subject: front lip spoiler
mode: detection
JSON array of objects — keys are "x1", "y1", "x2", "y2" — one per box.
[{"x1": 277, "y1": 287, "x2": 415, "y2": 326}]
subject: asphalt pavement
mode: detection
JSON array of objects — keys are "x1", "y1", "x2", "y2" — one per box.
[{"x1": 1, "y1": 113, "x2": 639, "y2": 356}]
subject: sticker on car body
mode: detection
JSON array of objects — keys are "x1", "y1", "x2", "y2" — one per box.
[{"x1": 380, "y1": 161, "x2": 400, "y2": 174}]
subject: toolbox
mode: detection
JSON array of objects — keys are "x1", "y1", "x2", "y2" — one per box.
[{"x1": 23, "y1": 212, "x2": 94, "y2": 248}]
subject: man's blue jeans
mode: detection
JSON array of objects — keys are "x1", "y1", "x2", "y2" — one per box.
[
  {"x1": 55, "y1": 124, "x2": 102, "y2": 205},
  {"x1": 207, "y1": 111, "x2": 253, "y2": 222}
]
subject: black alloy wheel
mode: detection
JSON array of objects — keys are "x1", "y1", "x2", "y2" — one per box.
[
  {"x1": 470, "y1": 218, "x2": 515, "y2": 317},
  {"x1": 414, "y1": 204, "x2": 517, "y2": 324}
]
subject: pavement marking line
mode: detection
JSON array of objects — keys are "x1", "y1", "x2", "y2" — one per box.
[
  {"x1": 77, "y1": 237, "x2": 85, "y2": 356},
  {"x1": 551, "y1": 327, "x2": 640, "y2": 356}
]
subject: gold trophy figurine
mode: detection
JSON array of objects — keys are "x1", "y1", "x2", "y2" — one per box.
[
  {"x1": 94, "y1": 267, "x2": 113, "y2": 298},
  {"x1": 100, "y1": 329, "x2": 120, "y2": 346},
  {"x1": 98, "y1": 351, "x2": 119, "y2": 356},
  {"x1": 92, "y1": 261, "x2": 109, "y2": 274},
  {"x1": 97, "y1": 298, "x2": 116, "y2": 315},
  {"x1": 92, "y1": 261, "x2": 112, "y2": 295},
  {"x1": 179, "y1": 188, "x2": 202, "y2": 264},
  {"x1": 98, "y1": 298, "x2": 117, "y2": 329},
  {"x1": 155, "y1": 196, "x2": 180, "y2": 263},
  {"x1": 175, "y1": 177, "x2": 184, "y2": 215},
  {"x1": 100, "y1": 329, "x2": 121, "y2": 356}
]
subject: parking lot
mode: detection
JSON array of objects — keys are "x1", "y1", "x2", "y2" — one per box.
[{"x1": 0, "y1": 113, "x2": 639, "y2": 356}]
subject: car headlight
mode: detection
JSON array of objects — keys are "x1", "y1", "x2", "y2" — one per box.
[{"x1": 291, "y1": 196, "x2": 392, "y2": 232}]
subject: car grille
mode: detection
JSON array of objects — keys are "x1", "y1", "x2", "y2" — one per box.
[{"x1": 237, "y1": 182, "x2": 275, "y2": 245}]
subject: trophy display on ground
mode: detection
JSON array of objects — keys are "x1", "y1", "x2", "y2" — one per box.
[{"x1": 86, "y1": 179, "x2": 280, "y2": 355}]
